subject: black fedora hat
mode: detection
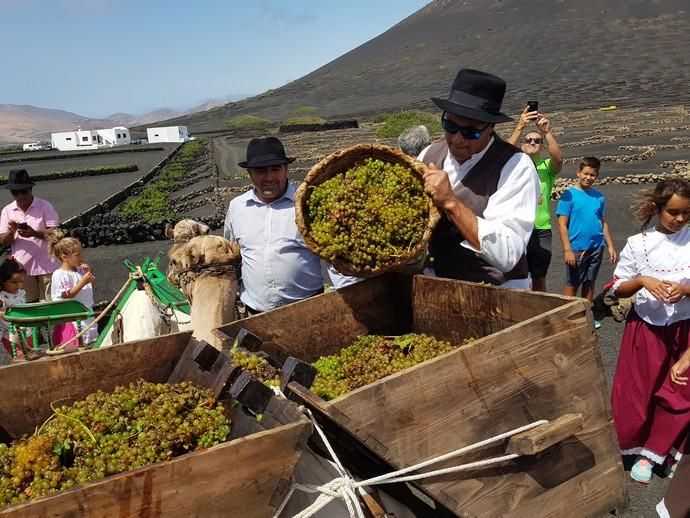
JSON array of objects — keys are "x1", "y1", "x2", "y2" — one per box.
[
  {"x1": 4, "y1": 169, "x2": 35, "y2": 190},
  {"x1": 238, "y1": 137, "x2": 296, "y2": 169},
  {"x1": 431, "y1": 68, "x2": 513, "y2": 124}
]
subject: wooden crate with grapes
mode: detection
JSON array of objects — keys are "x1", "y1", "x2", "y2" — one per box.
[
  {"x1": 214, "y1": 274, "x2": 628, "y2": 517},
  {"x1": 0, "y1": 332, "x2": 311, "y2": 517}
]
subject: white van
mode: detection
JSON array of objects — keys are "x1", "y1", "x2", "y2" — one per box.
[{"x1": 22, "y1": 142, "x2": 43, "y2": 151}]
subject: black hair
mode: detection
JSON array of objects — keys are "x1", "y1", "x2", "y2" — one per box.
[{"x1": 0, "y1": 257, "x2": 26, "y2": 288}]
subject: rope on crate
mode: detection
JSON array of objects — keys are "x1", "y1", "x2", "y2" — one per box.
[{"x1": 273, "y1": 404, "x2": 548, "y2": 518}]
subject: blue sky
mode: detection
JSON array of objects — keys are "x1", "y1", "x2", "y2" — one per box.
[{"x1": 0, "y1": 0, "x2": 429, "y2": 117}]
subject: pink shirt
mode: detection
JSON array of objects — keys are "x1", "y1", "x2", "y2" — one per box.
[{"x1": 0, "y1": 197, "x2": 60, "y2": 276}]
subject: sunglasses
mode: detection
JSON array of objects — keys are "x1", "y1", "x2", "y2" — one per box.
[
  {"x1": 10, "y1": 189, "x2": 30, "y2": 197},
  {"x1": 441, "y1": 114, "x2": 490, "y2": 140},
  {"x1": 523, "y1": 137, "x2": 543, "y2": 144}
]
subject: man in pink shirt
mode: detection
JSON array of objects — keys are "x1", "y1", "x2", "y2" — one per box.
[{"x1": 0, "y1": 169, "x2": 59, "y2": 302}]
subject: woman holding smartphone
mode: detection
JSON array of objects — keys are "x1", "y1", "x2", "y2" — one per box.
[{"x1": 0, "y1": 169, "x2": 60, "y2": 302}]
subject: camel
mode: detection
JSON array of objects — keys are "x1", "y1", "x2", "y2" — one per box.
[
  {"x1": 164, "y1": 219, "x2": 211, "y2": 282},
  {"x1": 168, "y1": 234, "x2": 240, "y2": 350},
  {"x1": 164, "y1": 218, "x2": 210, "y2": 243}
]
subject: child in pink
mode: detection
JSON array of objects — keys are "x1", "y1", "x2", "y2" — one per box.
[
  {"x1": 610, "y1": 178, "x2": 690, "y2": 484},
  {"x1": 48, "y1": 232, "x2": 97, "y2": 349}
]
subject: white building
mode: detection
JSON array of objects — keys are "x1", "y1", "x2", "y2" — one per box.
[
  {"x1": 146, "y1": 126, "x2": 190, "y2": 143},
  {"x1": 51, "y1": 127, "x2": 131, "y2": 151}
]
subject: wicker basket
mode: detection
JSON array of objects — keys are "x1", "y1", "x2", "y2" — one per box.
[{"x1": 295, "y1": 143, "x2": 441, "y2": 278}]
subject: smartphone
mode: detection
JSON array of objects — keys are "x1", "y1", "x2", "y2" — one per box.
[
  {"x1": 527, "y1": 100, "x2": 539, "y2": 113},
  {"x1": 17, "y1": 222, "x2": 29, "y2": 230}
]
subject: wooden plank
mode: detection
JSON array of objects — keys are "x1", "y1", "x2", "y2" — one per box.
[
  {"x1": 0, "y1": 332, "x2": 192, "y2": 437},
  {"x1": 0, "y1": 420, "x2": 311, "y2": 518},
  {"x1": 506, "y1": 413, "x2": 584, "y2": 455},
  {"x1": 501, "y1": 456, "x2": 628, "y2": 518},
  {"x1": 214, "y1": 274, "x2": 413, "y2": 361},
  {"x1": 412, "y1": 275, "x2": 570, "y2": 341},
  {"x1": 167, "y1": 339, "x2": 239, "y2": 399},
  {"x1": 229, "y1": 371, "x2": 273, "y2": 415}
]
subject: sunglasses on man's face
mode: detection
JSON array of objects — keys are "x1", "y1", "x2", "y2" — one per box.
[
  {"x1": 10, "y1": 189, "x2": 30, "y2": 197},
  {"x1": 523, "y1": 137, "x2": 543, "y2": 144},
  {"x1": 441, "y1": 115, "x2": 490, "y2": 140}
]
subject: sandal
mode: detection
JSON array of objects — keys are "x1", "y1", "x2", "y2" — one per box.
[{"x1": 631, "y1": 458, "x2": 653, "y2": 484}]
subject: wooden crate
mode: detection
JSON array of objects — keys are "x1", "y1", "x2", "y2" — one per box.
[
  {"x1": 0, "y1": 332, "x2": 311, "y2": 518},
  {"x1": 215, "y1": 274, "x2": 628, "y2": 518}
]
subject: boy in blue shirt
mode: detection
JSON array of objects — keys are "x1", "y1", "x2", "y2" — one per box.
[{"x1": 556, "y1": 157, "x2": 617, "y2": 326}]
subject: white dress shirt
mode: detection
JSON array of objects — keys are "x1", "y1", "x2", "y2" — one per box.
[
  {"x1": 613, "y1": 227, "x2": 690, "y2": 326},
  {"x1": 224, "y1": 183, "x2": 324, "y2": 312},
  {"x1": 418, "y1": 137, "x2": 540, "y2": 289}
]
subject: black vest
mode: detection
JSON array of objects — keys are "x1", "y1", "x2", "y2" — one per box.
[{"x1": 422, "y1": 137, "x2": 529, "y2": 285}]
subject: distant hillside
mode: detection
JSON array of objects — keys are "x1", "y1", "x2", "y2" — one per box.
[
  {"x1": 159, "y1": 0, "x2": 690, "y2": 133},
  {"x1": 0, "y1": 97, "x2": 247, "y2": 145},
  {"x1": 0, "y1": 105, "x2": 110, "y2": 145}
]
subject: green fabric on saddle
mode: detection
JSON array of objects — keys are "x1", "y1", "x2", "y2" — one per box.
[{"x1": 4, "y1": 300, "x2": 93, "y2": 325}]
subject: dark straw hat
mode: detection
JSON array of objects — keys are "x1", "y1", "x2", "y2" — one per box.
[
  {"x1": 4, "y1": 169, "x2": 35, "y2": 190},
  {"x1": 431, "y1": 68, "x2": 513, "y2": 124},
  {"x1": 238, "y1": 137, "x2": 296, "y2": 169}
]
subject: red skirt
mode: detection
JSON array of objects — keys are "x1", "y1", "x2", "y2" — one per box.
[{"x1": 610, "y1": 310, "x2": 690, "y2": 463}]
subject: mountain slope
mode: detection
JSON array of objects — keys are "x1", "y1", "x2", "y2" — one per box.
[
  {"x1": 0, "y1": 105, "x2": 112, "y2": 145},
  {"x1": 162, "y1": 0, "x2": 690, "y2": 132},
  {"x1": 0, "y1": 100, "x2": 238, "y2": 145}
]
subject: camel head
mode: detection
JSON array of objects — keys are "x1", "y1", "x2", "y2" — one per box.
[
  {"x1": 171, "y1": 235, "x2": 240, "y2": 271},
  {"x1": 164, "y1": 219, "x2": 210, "y2": 244}
]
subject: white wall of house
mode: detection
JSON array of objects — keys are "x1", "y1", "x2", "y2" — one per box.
[
  {"x1": 50, "y1": 127, "x2": 131, "y2": 151},
  {"x1": 97, "y1": 127, "x2": 131, "y2": 146},
  {"x1": 147, "y1": 126, "x2": 190, "y2": 143}
]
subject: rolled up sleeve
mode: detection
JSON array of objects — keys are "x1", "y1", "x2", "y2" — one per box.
[{"x1": 461, "y1": 153, "x2": 539, "y2": 272}]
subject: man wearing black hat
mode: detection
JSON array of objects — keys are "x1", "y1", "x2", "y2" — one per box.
[
  {"x1": 223, "y1": 137, "x2": 325, "y2": 314},
  {"x1": 419, "y1": 68, "x2": 540, "y2": 288},
  {"x1": 0, "y1": 169, "x2": 60, "y2": 301}
]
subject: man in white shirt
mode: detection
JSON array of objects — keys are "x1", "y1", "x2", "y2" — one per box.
[
  {"x1": 419, "y1": 68, "x2": 540, "y2": 289},
  {"x1": 224, "y1": 137, "x2": 324, "y2": 314}
]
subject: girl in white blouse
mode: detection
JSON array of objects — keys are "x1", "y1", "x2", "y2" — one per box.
[
  {"x1": 610, "y1": 178, "x2": 690, "y2": 484},
  {"x1": 47, "y1": 231, "x2": 97, "y2": 348}
]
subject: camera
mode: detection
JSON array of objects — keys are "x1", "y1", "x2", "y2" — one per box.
[{"x1": 527, "y1": 100, "x2": 539, "y2": 113}]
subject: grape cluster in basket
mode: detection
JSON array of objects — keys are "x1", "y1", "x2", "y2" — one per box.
[
  {"x1": 311, "y1": 334, "x2": 472, "y2": 400},
  {"x1": 0, "y1": 381, "x2": 230, "y2": 507},
  {"x1": 306, "y1": 158, "x2": 430, "y2": 269}
]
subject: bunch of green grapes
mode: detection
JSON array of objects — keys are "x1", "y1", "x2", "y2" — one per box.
[
  {"x1": 312, "y1": 334, "x2": 473, "y2": 400},
  {"x1": 306, "y1": 158, "x2": 431, "y2": 269},
  {"x1": 229, "y1": 349, "x2": 282, "y2": 388},
  {"x1": 0, "y1": 380, "x2": 230, "y2": 508}
]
